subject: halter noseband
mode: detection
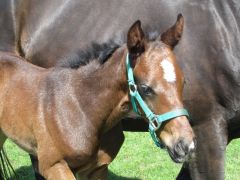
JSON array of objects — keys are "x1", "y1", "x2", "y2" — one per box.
[{"x1": 126, "y1": 53, "x2": 189, "y2": 148}]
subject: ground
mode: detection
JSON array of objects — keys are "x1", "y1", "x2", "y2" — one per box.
[{"x1": 4, "y1": 132, "x2": 240, "y2": 180}]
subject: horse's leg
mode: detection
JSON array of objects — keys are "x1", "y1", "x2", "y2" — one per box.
[
  {"x1": 176, "y1": 163, "x2": 191, "y2": 180},
  {"x1": 0, "y1": 131, "x2": 6, "y2": 148},
  {"x1": 88, "y1": 165, "x2": 108, "y2": 180},
  {"x1": 91, "y1": 123, "x2": 124, "y2": 179},
  {"x1": 41, "y1": 160, "x2": 76, "y2": 180},
  {"x1": 0, "y1": 131, "x2": 9, "y2": 179},
  {"x1": 37, "y1": 138, "x2": 76, "y2": 180},
  {"x1": 30, "y1": 155, "x2": 45, "y2": 180},
  {"x1": 177, "y1": 116, "x2": 227, "y2": 180},
  {"x1": 77, "y1": 123, "x2": 124, "y2": 179},
  {"x1": 31, "y1": 123, "x2": 124, "y2": 180}
]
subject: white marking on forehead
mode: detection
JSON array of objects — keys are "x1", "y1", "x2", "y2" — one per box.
[{"x1": 160, "y1": 59, "x2": 176, "y2": 83}]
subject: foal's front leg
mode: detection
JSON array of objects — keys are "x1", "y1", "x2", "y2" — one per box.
[
  {"x1": 177, "y1": 116, "x2": 228, "y2": 180},
  {"x1": 37, "y1": 137, "x2": 77, "y2": 180},
  {"x1": 90, "y1": 123, "x2": 124, "y2": 179},
  {"x1": 44, "y1": 160, "x2": 76, "y2": 180},
  {"x1": 76, "y1": 123, "x2": 124, "y2": 179}
]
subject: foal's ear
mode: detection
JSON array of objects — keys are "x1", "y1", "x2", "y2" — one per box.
[
  {"x1": 160, "y1": 14, "x2": 184, "y2": 49},
  {"x1": 127, "y1": 20, "x2": 145, "y2": 61}
]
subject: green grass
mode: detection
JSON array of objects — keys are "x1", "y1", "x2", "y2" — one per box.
[{"x1": 3, "y1": 132, "x2": 240, "y2": 180}]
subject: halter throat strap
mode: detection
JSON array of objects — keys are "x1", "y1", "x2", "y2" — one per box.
[{"x1": 126, "y1": 53, "x2": 189, "y2": 148}]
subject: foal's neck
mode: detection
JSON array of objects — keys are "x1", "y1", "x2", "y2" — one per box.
[
  {"x1": 93, "y1": 47, "x2": 127, "y2": 91},
  {"x1": 75, "y1": 47, "x2": 128, "y2": 131}
]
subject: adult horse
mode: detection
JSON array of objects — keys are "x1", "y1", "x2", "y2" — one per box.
[
  {"x1": 1, "y1": 0, "x2": 240, "y2": 179},
  {"x1": 0, "y1": 17, "x2": 195, "y2": 179}
]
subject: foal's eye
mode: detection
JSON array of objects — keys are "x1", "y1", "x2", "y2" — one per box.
[{"x1": 139, "y1": 84, "x2": 154, "y2": 96}]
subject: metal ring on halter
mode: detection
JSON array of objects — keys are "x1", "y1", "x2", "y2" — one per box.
[{"x1": 129, "y1": 83, "x2": 137, "y2": 96}]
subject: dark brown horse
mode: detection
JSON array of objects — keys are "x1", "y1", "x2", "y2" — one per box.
[
  {"x1": 0, "y1": 17, "x2": 194, "y2": 179},
  {"x1": 1, "y1": 0, "x2": 240, "y2": 179}
]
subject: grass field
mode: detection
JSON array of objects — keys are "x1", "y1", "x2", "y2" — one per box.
[{"x1": 3, "y1": 132, "x2": 240, "y2": 180}]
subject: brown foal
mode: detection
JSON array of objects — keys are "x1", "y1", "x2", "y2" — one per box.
[{"x1": 0, "y1": 15, "x2": 195, "y2": 179}]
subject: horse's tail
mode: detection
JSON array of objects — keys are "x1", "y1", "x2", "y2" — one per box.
[{"x1": 0, "y1": 148, "x2": 17, "y2": 180}]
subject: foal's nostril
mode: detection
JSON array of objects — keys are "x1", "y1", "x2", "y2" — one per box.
[
  {"x1": 174, "y1": 140, "x2": 186, "y2": 157},
  {"x1": 169, "y1": 139, "x2": 196, "y2": 163},
  {"x1": 174, "y1": 139, "x2": 195, "y2": 156},
  {"x1": 168, "y1": 139, "x2": 193, "y2": 163}
]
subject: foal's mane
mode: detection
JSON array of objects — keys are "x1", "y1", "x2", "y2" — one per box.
[
  {"x1": 57, "y1": 31, "x2": 159, "y2": 69},
  {"x1": 57, "y1": 40, "x2": 120, "y2": 69}
]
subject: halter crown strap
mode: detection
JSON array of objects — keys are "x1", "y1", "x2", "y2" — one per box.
[{"x1": 126, "y1": 53, "x2": 189, "y2": 148}]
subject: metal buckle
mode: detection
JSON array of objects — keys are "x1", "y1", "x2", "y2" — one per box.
[{"x1": 149, "y1": 117, "x2": 161, "y2": 131}]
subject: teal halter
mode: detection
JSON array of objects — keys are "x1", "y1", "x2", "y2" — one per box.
[{"x1": 126, "y1": 53, "x2": 189, "y2": 148}]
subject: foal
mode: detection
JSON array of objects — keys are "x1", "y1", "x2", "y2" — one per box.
[{"x1": 0, "y1": 15, "x2": 194, "y2": 179}]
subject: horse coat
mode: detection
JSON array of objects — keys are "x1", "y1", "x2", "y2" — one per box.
[{"x1": 0, "y1": 0, "x2": 240, "y2": 179}]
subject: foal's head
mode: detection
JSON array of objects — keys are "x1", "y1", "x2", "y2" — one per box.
[{"x1": 126, "y1": 14, "x2": 195, "y2": 163}]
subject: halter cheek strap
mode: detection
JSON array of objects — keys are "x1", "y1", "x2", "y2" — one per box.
[{"x1": 126, "y1": 53, "x2": 189, "y2": 148}]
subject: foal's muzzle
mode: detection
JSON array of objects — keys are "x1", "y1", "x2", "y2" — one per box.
[{"x1": 167, "y1": 137, "x2": 196, "y2": 163}]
